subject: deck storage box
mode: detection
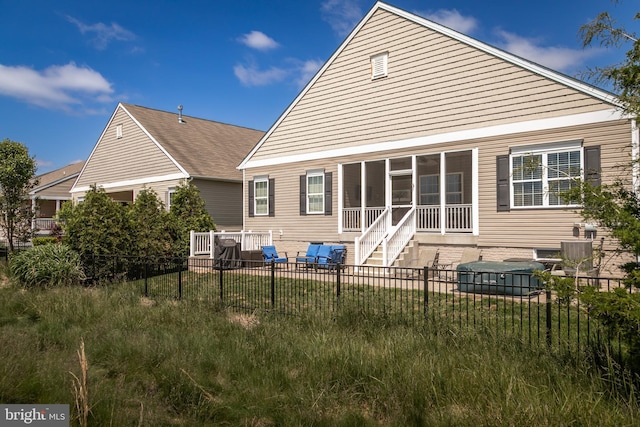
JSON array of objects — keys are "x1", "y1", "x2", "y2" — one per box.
[{"x1": 456, "y1": 261, "x2": 545, "y2": 296}]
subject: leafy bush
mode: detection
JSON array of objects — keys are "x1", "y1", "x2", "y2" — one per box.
[
  {"x1": 169, "y1": 182, "x2": 216, "y2": 257},
  {"x1": 32, "y1": 237, "x2": 58, "y2": 246},
  {"x1": 10, "y1": 244, "x2": 85, "y2": 288}
]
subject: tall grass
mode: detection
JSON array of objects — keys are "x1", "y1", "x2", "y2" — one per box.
[{"x1": 0, "y1": 276, "x2": 637, "y2": 425}]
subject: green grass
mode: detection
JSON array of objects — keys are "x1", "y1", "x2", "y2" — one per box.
[{"x1": 0, "y1": 266, "x2": 638, "y2": 425}]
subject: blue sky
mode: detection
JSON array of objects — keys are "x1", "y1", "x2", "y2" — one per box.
[{"x1": 1, "y1": 0, "x2": 636, "y2": 174}]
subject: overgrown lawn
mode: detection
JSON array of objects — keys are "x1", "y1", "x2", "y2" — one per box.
[{"x1": 0, "y1": 277, "x2": 638, "y2": 426}]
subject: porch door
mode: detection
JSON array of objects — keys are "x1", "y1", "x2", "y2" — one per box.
[{"x1": 390, "y1": 172, "x2": 412, "y2": 226}]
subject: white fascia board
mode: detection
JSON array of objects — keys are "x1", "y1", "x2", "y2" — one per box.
[
  {"x1": 120, "y1": 105, "x2": 190, "y2": 176},
  {"x1": 70, "y1": 103, "x2": 124, "y2": 192},
  {"x1": 70, "y1": 172, "x2": 188, "y2": 194},
  {"x1": 30, "y1": 173, "x2": 80, "y2": 195},
  {"x1": 237, "y1": 4, "x2": 377, "y2": 170},
  {"x1": 380, "y1": 2, "x2": 620, "y2": 106},
  {"x1": 70, "y1": 103, "x2": 190, "y2": 192},
  {"x1": 243, "y1": 109, "x2": 624, "y2": 169},
  {"x1": 238, "y1": 1, "x2": 621, "y2": 171}
]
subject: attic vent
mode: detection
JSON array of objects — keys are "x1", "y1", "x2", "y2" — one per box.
[
  {"x1": 116, "y1": 124, "x2": 123, "y2": 139},
  {"x1": 371, "y1": 52, "x2": 388, "y2": 79}
]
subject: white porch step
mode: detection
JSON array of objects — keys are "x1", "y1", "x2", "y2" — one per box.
[{"x1": 363, "y1": 239, "x2": 417, "y2": 267}]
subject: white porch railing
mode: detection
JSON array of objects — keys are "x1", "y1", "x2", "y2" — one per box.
[
  {"x1": 343, "y1": 207, "x2": 386, "y2": 231},
  {"x1": 189, "y1": 230, "x2": 273, "y2": 258},
  {"x1": 355, "y1": 208, "x2": 390, "y2": 265},
  {"x1": 416, "y1": 204, "x2": 472, "y2": 232},
  {"x1": 383, "y1": 207, "x2": 416, "y2": 266},
  {"x1": 445, "y1": 204, "x2": 472, "y2": 232},
  {"x1": 33, "y1": 218, "x2": 57, "y2": 231}
]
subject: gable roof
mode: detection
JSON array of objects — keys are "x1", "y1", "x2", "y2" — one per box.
[
  {"x1": 238, "y1": 1, "x2": 620, "y2": 170},
  {"x1": 79, "y1": 103, "x2": 264, "y2": 185},
  {"x1": 31, "y1": 161, "x2": 85, "y2": 195}
]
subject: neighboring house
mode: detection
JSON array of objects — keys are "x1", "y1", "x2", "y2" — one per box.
[
  {"x1": 71, "y1": 103, "x2": 264, "y2": 230},
  {"x1": 238, "y1": 1, "x2": 635, "y2": 273},
  {"x1": 30, "y1": 161, "x2": 85, "y2": 235}
]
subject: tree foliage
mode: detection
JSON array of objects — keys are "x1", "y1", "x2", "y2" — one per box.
[
  {"x1": 58, "y1": 186, "x2": 131, "y2": 272},
  {"x1": 128, "y1": 188, "x2": 172, "y2": 257},
  {"x1": 579, "y1": 1, "x2": 640, "y2": 116},
  {"x1": 0, "y1": 139, "x2": 38, "y2": 251},
  {"x1": 169, "y1": 182, "x2": 216, "y2": 257},
  {"x1": 58, "y1": 182, "x2": 216, "y2": 279}
]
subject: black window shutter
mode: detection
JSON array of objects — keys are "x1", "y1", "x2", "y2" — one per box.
[
  {"x1": 496, "y1": 155, "x2": 510, "y2": 212},
  {"x1": 268, "y1": 178, "x2": 275, "y2": 217},
  {"x1": 324, "y1": 172, "x2": 332, "y2": 215},
  {"x1": 248, "y1": 180, "x2": 254, "y2": 217},
  {"x1": 299, "y1": 175, "x2": 307, "y2": 216},
  {"x1": 584, "y1": 146, "x2": 601, "y2": 187}
]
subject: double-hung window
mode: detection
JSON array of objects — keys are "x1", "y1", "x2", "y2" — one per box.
[
  {"x1": 254, "y1": 177, "x2": 269, "y2": 216},
  {"x1": 306, "y1": 171, "x2": 324, "y2": 214},
  {"x1": 510, "y1": 141, "x2": 582, "y2": 208},
  {"x1": 300, "y1": 170, "x2": 332, "y2": 216}
]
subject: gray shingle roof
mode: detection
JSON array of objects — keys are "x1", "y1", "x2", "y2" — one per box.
[{"x1": 122, "y1": 103, "x2": 264, "y2": 180}]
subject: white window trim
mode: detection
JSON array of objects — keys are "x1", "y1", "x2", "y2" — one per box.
[
  {"x1": 116, "y1": 124, "x2": 123, "y2": 139},
  {"x1": 167, "y1": 187, "x2": 176, "y2": 211},
  {"x1": 254, "y1": 176, "x2": 269, "y2": 216},
  {"x1": 510, "y1": 140, "x2": 583, "y2": 209},
  {"x1": 306, "y1": 170, "x2": 325, "y2": 214},
  {"x1": 371, "y1": 52, "x2": 388, "y2": 80}
]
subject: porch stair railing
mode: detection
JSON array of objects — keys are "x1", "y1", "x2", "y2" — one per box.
[
  {"x1": 383, "y1": 206, "x2": 416, "y2": 266},
  {"x1": 355, "y1": 207, "x2": 416, "y2": 267},
  {"x1": 355, "y1": 208, "x2": 390, "y2": 266}
]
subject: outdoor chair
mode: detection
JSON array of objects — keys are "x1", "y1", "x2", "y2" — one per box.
[
  {"x1": 295, "y1": 242, "x2": 323, "y2": 269},
  {"x1": 315, "y1": 245, "x2": 346, "y2": 270},
  {"x1": 261, "y1": 245, "x2": 288, "y2": 265}
]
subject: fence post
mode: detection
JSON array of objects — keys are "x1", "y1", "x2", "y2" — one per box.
[
  {"x1": 546, "y1": 290, "x2": 552, "y2": 347},
  {"x1": 178, "y1": 259, "x2": 183, "y2": 300},
  {"x1": 423, "y1": 266, "x2": 429, "y2": 320},
  {"x1": 189, "y1": 230, "x2": 195, "y2": 257},
  {"x1": 270, "y1": 261, "x2": 275, "y2": 309},
  {"x1": 218, "y1": 262, "x2": 224, "y2": 302},
  {"x1": 336, "y1": 263, "x2": 341, "y2": 311},
  {"x1": 144, "y1": 260, "x2": 148, "y2": 297}
]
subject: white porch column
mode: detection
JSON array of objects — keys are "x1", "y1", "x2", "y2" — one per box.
[
  {"x1": 472, "y1": 147, "x2": 479, "y2": 236},
  {"x1": 439, "y1": 152, "x2": 446, "y2": 234}
]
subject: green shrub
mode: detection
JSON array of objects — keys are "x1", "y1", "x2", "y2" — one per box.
[
  {"x1": 32, "y1": 237, "x2": 58, "y2": 246},
  {"x1": 10, "y1": 244, "x2": 85, "y2": 288}
]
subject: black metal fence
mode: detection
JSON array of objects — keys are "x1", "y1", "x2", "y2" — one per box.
[{"x1": 86, "y1": 254, "x2": 630, "y2": 362}]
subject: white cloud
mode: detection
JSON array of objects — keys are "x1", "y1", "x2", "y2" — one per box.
[
  {"x1": 233, "y1": 63, "x2": 288, "y2": 86},
  {"x1": 494, "y1": 30, "x2": 601, "y2": 73},
  {"x1": 296, "y1": 59, "x2": 324, "y2": 87},
  {"x1": 0, "y1": 62, "x2": 114, "y2": 111},
  {"x1": 238, "y1": 31, "x2": 279, "y2": 51},
  {"x1": 418, "y1": 9, "x2": 478, "y2": 34},
  {"x1": 66, "y1": 15, "x2": 136, "y2": 50},
  {"x1": 234, "y1": 58, "x2": 324, "y2": 88},
  {"x1": 321, "y1": 0, "x2": 363, "y2": 37}
]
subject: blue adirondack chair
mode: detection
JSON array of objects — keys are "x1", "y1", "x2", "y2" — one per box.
[
  {"x1": 295, "y1": 242, "x2": 322, "y2": 269},
  {"x1": 315, "y1": 245, "x2": 346, "y2": 270},
  {"x1": 261, "y1": 245, "x2": 288, "y2": 264}
]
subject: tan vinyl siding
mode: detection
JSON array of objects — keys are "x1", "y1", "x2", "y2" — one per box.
[
  {"x1": 246, "y1": 119, "x2": 631, "y2": 254},
  {"x1": 477, "y1": 119, "x2": 630, "y2": 250},
  {"x1": 33, "y1": 179, "x2": 75, "y2": 199},
  {"x1": 251, "y1": 9, "x2": 610, "y2": 162},
  {"x1": 75, "y1": 108, "x2": 182, "y2": 188},
  {"x1": 192, "y1": 179, "x2": 243, "y2": 230},
  {"x1": 245, "y1": 160, "x2": 340, "y2": 243}
]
